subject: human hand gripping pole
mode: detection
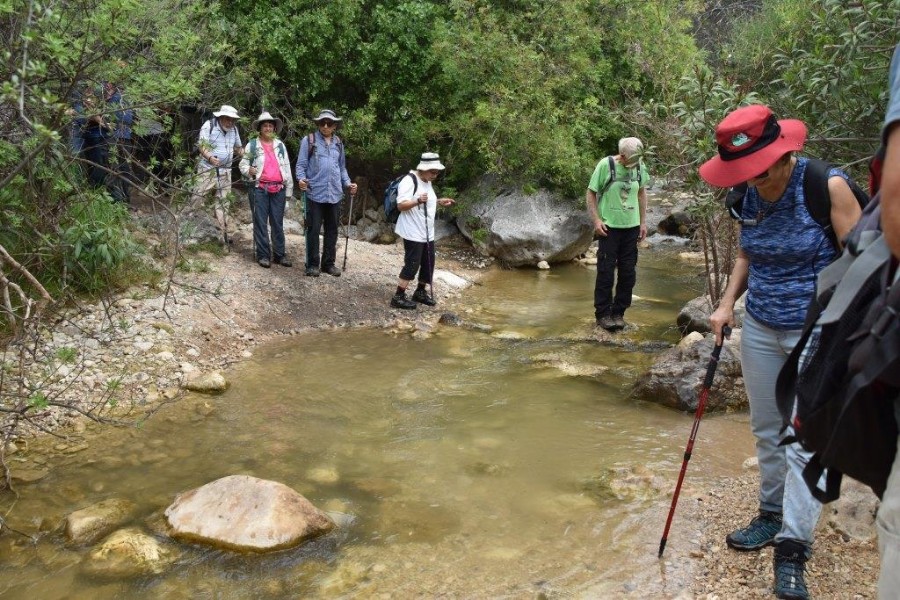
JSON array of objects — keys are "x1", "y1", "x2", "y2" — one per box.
[{"x1": 657, "y1": 326, "x2": 731, "y2": 559}]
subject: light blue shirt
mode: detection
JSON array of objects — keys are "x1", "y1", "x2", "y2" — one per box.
[
  {"x1": 198, "y1": 118, "x2": 242, "y2": 170},
  {"x1": 294, "y1": 131, "x2": 351, "y2": 204}
]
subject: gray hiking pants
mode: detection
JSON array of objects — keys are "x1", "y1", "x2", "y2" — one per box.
[
  {"x1": 741, "y1": 314, "x2": 823, "y2": 546},
  {"x1": 878, "y1": 399, "x2": 900, "y2": 598}
]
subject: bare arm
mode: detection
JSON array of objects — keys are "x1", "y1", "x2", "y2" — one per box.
[
  {"x1": 586, "y1": 189, "x2": 606, "y2": 236},
  {"x1": 827, "y1": 176, "x2": 863, "y2": 248},
  {"x1": 883, "y1": 124, "x2": 900, "y2": 258},
  {"x1": 709, "y1": 249, "x2": 750, "y2": 344}
]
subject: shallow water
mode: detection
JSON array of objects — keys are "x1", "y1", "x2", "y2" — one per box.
[{"x1": 0, "y1": 250, "x2": 755, "y2": 599}]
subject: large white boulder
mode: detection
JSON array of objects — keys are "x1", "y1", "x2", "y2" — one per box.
[{"x1": 164, "y1": 475, "x2": 334, "y2": 552}]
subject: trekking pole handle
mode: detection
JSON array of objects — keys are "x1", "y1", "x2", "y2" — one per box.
[{"x1": 703, "y1": 326, "x2": 731, "y2": 388}]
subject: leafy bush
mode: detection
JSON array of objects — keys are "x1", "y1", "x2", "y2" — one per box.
[{"x1": 61, "y1": 197, "x2": 143, "y2": 294}]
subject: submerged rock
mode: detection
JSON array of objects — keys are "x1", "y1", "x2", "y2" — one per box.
[
  {"x1": 66, "y1": 498, "x2": 138, "y2": 545},
  {"x1": 82, "y1": 527, "x2": 178, "y2": 578},
  {"x1": 182, "y1": 371, "x2": 228, "y2": 394},
  {"x1": 164, "y1": 475, "x2": 334, "y2": 552}
]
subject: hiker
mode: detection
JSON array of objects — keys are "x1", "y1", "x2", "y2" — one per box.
[
  {"x1": 102, "y1": 81, "x2": 134, "y2": 204},
  {"x1": 295, "y1": 109, "x2": 357, "y2": 277},
  {"x1": 586, "y1": 137, "x2": 649, "y2": 332},
  {"x1": 79, "y1": 88, "x2": 114, "y2": 193},
  {"x1": 239, "y1": 111, "x2": 294, "y2": 269},
  {"x1": 193, "y1": 105, "x2": 244, "y2": 240},
  {"x1": 389, "y1": 152, "x2": 455, "y2": 310},
  {"x1": 876, "y1": 44, "x2": 900, "y2": 600},
  {"x1": 701, "y1": 105, "x2": 862, "y2": 600}
]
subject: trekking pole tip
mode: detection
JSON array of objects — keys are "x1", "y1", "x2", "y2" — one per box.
[{"x1": 657, "y1": 539, "x2": 667, "y2": 558}]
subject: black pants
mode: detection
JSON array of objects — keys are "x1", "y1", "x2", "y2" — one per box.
[
  {"x1": 594, "y1": 226, "x2": 640, "y2": 320},
  {"x1": 399, "y1": 239, "x2": 435, "y2": 284},
  {"x1": 305, "y1": 199, "x2": 340, "y2": 269}
]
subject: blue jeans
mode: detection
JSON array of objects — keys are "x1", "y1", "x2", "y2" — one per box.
[
  {"x1": 741, "y1": 314, "x2": 822, "y2": 546},
  {"x1": 878, "y1": 399, "x2": 900, "y2": 597},
  {"x1": 250, "y1": 186, "x2": 286, "y2": 261}
]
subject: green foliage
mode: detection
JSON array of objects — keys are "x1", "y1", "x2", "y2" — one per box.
[
  {"x1": 726, "y1": 0, "x2": 898, "y2": 166},
  {"x1": 55, "y1": 346, "x2": 78, "y2": 364},
  {"x1": 61, "y1": 197, "x2": 142, "y2": 294}
]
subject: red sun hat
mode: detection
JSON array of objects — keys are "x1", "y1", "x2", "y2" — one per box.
[{"x1": 699, "y1": 104, "x2": 807, "y2": 188}]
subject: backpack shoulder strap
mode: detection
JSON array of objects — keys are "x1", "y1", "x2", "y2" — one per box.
[
  {"x1": 407, "y1": 172, "x2": 418, "y2": 195},
  {"x1": 307, "y1": 132, "x2": 316, "y2": 160},
  {"x1": 249, "y1": 138, "x2": 257, "y2": 163},
  {"x1": 597, "y1": 156, "x2": 617, "y2": 199},
  {"x1": 802, "y1": 158, "x2": 833, "y2": 227}
]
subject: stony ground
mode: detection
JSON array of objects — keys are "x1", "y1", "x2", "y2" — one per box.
[{"x1": 2, "y1": 199, "x2": 882, "y2": 598}]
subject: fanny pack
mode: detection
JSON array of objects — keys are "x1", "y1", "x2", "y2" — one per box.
[{"x1": 258, "y1": 181, "x2": 283, "y2": 193}]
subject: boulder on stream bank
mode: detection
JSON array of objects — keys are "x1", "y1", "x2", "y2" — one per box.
[
  {"x1": 631, "y1": 330, "x2": 747, "y2": 412},
  {"x1": 164, "y1": 475, "x2": 334, "y2": 552}
]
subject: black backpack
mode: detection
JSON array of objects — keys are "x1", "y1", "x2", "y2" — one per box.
[
  {"x1": 775, "y1": 192, "x2": 899, "y2": 502},
  {"x1": 383, "y1": 172, "x2": 417, "y2": 224},
  {"x1": 726, "y1": 158, "x2": 870, "y2": 250},
  {"x1": 596, "y1": 155, "x2": 643, "y2": 199}
]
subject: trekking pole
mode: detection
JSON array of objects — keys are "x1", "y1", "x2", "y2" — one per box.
[
  {"x1": 302, "y1": 189, "x2": 311, "y2": 270},
  {"x1": 215, "y1": 165, "x2": 230, "y2": 248},
  {"x1": 423, "y1": 199, "x2": 435, "y2": 300},
  {"x1": 342, "y1": 190, "x2": 355, "y2": 271},
  {"x1": 658, "y1": 326, "x2": 731, "y2": 559}
]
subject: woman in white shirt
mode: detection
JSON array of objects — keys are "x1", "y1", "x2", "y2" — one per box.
[{"x1": 390, "y1": 152, "x2": 455, "y2": 309}]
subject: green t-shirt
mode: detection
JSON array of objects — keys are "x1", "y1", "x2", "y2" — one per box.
[{"x1": 588, "y1": 157, "x2": 649, "y2": 228}]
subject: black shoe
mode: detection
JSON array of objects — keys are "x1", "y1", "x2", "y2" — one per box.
[
  {"x1": 726, "y1": 510, "x2": 783, "y2": 551},
  {"x1": 411, "y1": 288, "x2": 436, "y2": 306},
  {"x1": 274, "y1": 257, "x2": 292, "y2": 268},
  {"x1": 773, "y1": 540, "x2": 809, "y2": 600},
  {"x1": 305, "y1": 266, "x2": 320, "y2": 277},
  {"x1": 258, "y1": 258, "x2": 271, "y2": 268},
  {"x1": 596, "y1": 315, "x2": 617, "y2": 332},
  {"x1": 612, "y1": 315, "x2": 626, "y2": 330},
  {"x1": 323, "y1": 265, "x2": 341, "y2": 277},
  {"x1": 390, "y1": 291, "x2": 417, "y2": 310}
]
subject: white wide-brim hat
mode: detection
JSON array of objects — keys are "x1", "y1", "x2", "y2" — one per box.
[
  {"x1": 213, "y1": 104, "x2": 241, "y2": 119},
  {"x1": 416, "y1": 152, "x2": 445, "y2": 171},
  {"x1": 252, "y1": 111, "x2": 283, "y2": 134}
]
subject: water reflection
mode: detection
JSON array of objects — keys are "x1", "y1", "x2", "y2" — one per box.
[{"x1": 0, "y1": 251, "x2": 754, "y2": 598}]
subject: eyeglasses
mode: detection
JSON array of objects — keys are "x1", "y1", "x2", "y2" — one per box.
[{"x1": 318, "y1": 120, "x2": 336, "y2": 127}]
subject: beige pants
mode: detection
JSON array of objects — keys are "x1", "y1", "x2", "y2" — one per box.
[{"x1": 192, "y1": 164, "x2": 232, "y2": 233}]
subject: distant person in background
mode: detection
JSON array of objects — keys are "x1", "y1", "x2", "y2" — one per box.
[
  {"x1": 389, "y1": 152, "x2": 455, "y2": 310},
  {"x1": 239, "y1": 111, "x2": 293, "y2": 269},
  {"x1": 702, "y1": 105, "x2": 862, "y2": 600},
  {"x1": 79, "y1": 88, "x2": 114, "y2": 192},
  {"x1": 875, "y1": 44, "x2": 900, "y2": 600},
  {"x1": 102, "y1": 81, "x2": 134, "y2": 204},
  {"x1": 586, "y1": 137, "x2": 649, "y2": 332},
  {"x1": 194, "y1": 105, "x2": 243, "y2": 242},
  {"x1": 295, "y1": 109, "x2": 357, "y2": 277}
]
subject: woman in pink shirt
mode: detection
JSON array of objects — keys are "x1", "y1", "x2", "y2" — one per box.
[{"x1": 239, "y1": 112, "x2": 294, "y2": 268}]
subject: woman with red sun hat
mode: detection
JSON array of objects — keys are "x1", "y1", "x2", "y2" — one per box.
[{"x1": 700, "y1": 104, "x2": 863, "y2": 600}]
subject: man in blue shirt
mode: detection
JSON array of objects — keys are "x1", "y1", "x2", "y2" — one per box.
[{"x1": 295, "y1": 109, "x2": 358, "y2": 277}]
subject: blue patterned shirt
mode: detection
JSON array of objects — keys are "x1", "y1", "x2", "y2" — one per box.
[{"x1": 740, "y1": 157, "x2": 850, "y2": 329}]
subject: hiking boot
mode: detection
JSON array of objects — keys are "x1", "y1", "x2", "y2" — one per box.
[
  {"x1": 773, "y1": 540, "x2": 810, "y2": 600},
  {"x1": 274, "y1": 257, "x2": 292, "y2": 267},
  {"x1": 258, "y1": 258, "x2": 271, "y2": 268},
  {"x1": 305, "y1": 266, "x2": 320, "y2": 277},
  {"x1": 726, "y1": 510, "x2": 783, "y2": 551},
  {"x1": 390, "y1": 291, "x2": 417, "y2": 310},
  {"x1": 596, "y1": 315, "x2": 617, "y2": 332},
  {"x1": 612, "y1": 315, "x2": 626, "y2": 331},
  {"x1": 412, "y1": 288, "x2": 437, "y2": 306},
  {"x1": 323, "y1": 265, "x2": 341, "y2": 277}
]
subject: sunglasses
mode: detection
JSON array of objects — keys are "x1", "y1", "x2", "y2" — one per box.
[{"x1": 318, "y1": 120, "x2": 336, "y2": 127}]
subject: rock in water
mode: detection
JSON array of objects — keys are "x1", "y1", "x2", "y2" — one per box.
[
  {"x1": 164, "y1": 475, "x2": 334, "y2": 552},
  {"x1": 82, "y1": 527, "x2": 178, "y2": 578},
  {"x1": 66, "y1": 498, "x2": 138, "y2": 545}
]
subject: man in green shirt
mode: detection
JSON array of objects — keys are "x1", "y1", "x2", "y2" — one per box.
[{"x1": 586, "y1": 137, "x2": 649, "y2": 331}]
